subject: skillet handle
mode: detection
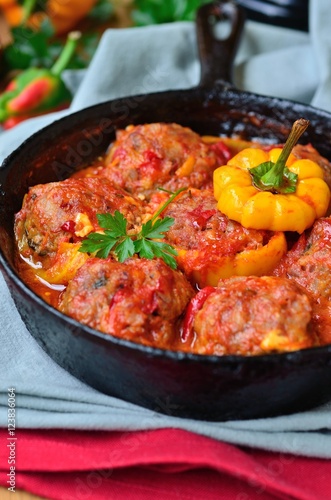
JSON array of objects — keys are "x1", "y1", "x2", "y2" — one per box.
[{"x1": 196, "y1": 1, "x2": 245, "y2": 88}]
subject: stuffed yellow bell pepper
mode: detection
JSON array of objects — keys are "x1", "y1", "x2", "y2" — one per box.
[{"x1": 214, "y1": 119, "x2": 331, "y2": 233}]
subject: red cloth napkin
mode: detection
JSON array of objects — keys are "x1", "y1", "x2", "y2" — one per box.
[{"x1": 0, "y1": 428, "x2": 330, "y2": 500}]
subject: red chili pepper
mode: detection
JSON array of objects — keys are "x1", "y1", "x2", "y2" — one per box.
[
  {"x1": 5, "y1": 80, "x2": 17, "y2": 92},
  {"x1": 2, "y1": 102, "x2": 70, "y2": 130},
  {"x1": 181, "y1": 286, "x2": 215, "y2": 342},
  {"x1": 8, "y1": 78, "x2": 54, "y2": 113},
  {"x1": 0, "y1": 32, "x2": 80, "y2": 127},
  {"x1": 2, "y1": 115, "x2": 28, "y2": 130}
]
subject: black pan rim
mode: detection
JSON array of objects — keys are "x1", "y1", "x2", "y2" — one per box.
[{"x1": 2, "y1": 83, "x2": 331, "y2": 173}]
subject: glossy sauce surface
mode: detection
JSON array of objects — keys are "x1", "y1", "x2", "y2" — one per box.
[{"x1": 13, "y1": 126, "x2": 331, "y2": 354}]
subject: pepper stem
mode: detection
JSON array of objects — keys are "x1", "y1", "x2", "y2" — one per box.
[
  {"x1": 51, "y1": 31, "x2": 81, "y2": 76},
  {"x1": 0, "y1": 109, "x2": 8, "y2": 122},
  {"x1": 22, "y1": 0, "x2": 37, "y2": 24},
  {"x1": 266, "y1": 119, "x2": 309, "y2": 184},
  {"x1": 250, "y1": 118, "x2": 309, "y2": 194}
]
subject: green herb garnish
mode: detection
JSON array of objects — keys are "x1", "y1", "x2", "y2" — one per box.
[
  {"x1": 79, "y1": 187, "x2": 187, "y2": 269},
  {"x1": 3, "y1": 21, "x2": 98, "y2": 73},
  {"x1": 249, "y1": 118, "x2": 309, "y2": 194},
  {"x1": 132, "y1": 0, "x2": 210, "y2": 26}
]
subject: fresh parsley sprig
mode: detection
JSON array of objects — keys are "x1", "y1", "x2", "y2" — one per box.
[{"x1": 79, "y1": 187, "x2": 187, "y2": 269}]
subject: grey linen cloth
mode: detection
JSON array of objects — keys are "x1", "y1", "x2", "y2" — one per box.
[{"x1": 1, "y1": 1, "x2": 331, "y2": 459}]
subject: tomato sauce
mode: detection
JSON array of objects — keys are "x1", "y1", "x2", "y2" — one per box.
[{"x1": 13, "y1": 123, "x2": 331, "y2": 355}]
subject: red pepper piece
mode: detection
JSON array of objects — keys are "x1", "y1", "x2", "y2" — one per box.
[
  {"x1": 188, "y1": 205, "x2": 216, "y2": 230},
  {"x1": 61, "y1": 220, "x2": 76, "y2": 233},
  {"x1": 181, "y1": 286, "x2": 215, "y2": 342},
  {"x1": 140, "y1": 149, "x2": 163, "y2": 176},
  {"x1": 144, "y1": 150, "x2": 161, "y2": 163},
  {"x1": 210, "y1": 140, "x2": 232, "y2": 164}
]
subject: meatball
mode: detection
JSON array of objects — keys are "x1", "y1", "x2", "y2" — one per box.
[
  {"x1": 162, "y1": 188, "x2": 286, "y2": 287},
  {"x1": 15, "y1": 177, "x2": 142, "y2": 264},
  {"x1": 182, "y1": 276, "x2": 316, "y2": 356},
  {"x1": 273, "y1": 218, "x2": 331, "y2": 298},
  {"x1": 84, "y1": 123, "x2": 229, "y2": 197},
  {"x1": 59, "y1": 257, "x2": 194, "y2": 349},
  {"x1": 273, "y1": 217, "x2": 331, "y2": 344}
]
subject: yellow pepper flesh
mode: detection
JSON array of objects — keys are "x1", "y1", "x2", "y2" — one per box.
[
  {"x1": 214, "y1": 147, "x2": 331, "y2": 233},
  {"x1": 35, "y1": 242, "x2": 89, "y2": 285},
  {"x1": 176, "y1": 231, "x2": 287, "y2": 288}
]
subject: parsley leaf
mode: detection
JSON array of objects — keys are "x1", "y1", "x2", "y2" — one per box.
[
  {"x1": 133, "y1": 238, "x2": 155, "y2": 260},
  {"x1": 97, "y1": 211, "x2": 127, "y2": 236},
  {"x1": 79, "y1": 232, "x2": 117, "y2": 259},
  {"x1": 134, "y1": 238, "x2": 177, "y2": 269},
  {"x1": 115, "y1": 237, "x2": 135, "y2": 262},
  {"x1": 145, "y1": 240, "x2": 178, "y2": 269},
  {"x1": 79, "y1": 187, "x2": 187, "y2": 268},
  {"x1": 141, "y1": 216, "x2": 174, "y2": 239}
]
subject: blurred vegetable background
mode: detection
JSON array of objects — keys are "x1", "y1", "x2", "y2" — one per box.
[{"x1": 0, "y1": 0, "x2": 210, "y2": 128}]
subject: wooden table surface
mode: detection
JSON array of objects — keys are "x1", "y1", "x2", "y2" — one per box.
[{"x1": 0, "y1": 488, "x2": 46, "y2": 499}]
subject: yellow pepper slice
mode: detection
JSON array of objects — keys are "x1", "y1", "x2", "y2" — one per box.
[
  {"x1": 176, "y1": 231, "x2": 287, "y2": 288},
  {"x1": 35, "y1": 242, "x2": 89, "y2": 285},
  {"x1": 175, "y1": 155, "x2": 196, "y2": 177}
]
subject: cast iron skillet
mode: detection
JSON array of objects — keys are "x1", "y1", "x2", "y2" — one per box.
[{"x1": 1, "y1": 1, "x2": 331, "y2": 422}]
